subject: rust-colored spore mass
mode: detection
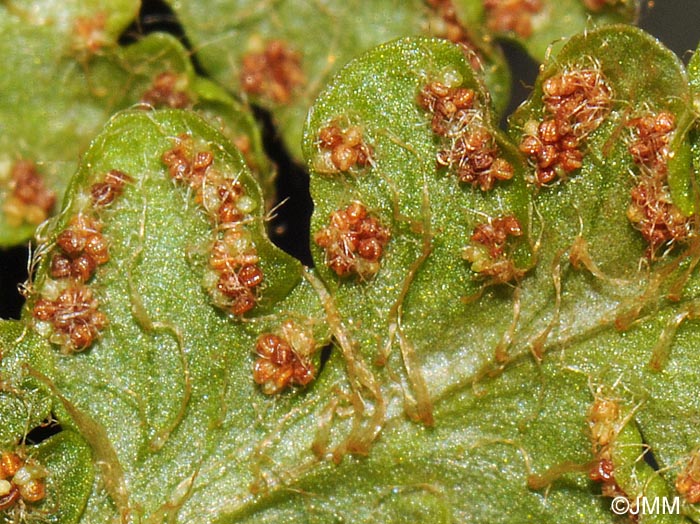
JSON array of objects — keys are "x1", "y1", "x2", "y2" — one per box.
[
  {"x1": 73, "y1": 12, "x2": 108, "y2": 55},
  {"x1": 471, "y1": 215, "x2": 522, "y2": 258},
  {"x1": 314, "y1": 202, "x2": 390, "y2": 279},
  {"x1": 542, "y1": 69, "x2": 613, "y2": 136},
  {"x1": 0, "y1": 451, "x2": 47, "y2": 511},
  {"x1": 417, "y1": 81, "x2": 476, "y2": 135},
  {"x1": 425, "y1": 0, "x2": 478, "y2": 58},
  {"x1": 90, "y1": 169, "x2": 134, "y2": 208},
  {"x1": 253, "y1": 323, "x2": 315, "y2": 395},
  {"x1": 627, "y1": 178, "x2": 691, "y2": 256},
  {"x1": 483, "y1": 0, "x2": 543, "y2": 38},
  {"x1": 141, "y1": 71, "x2": 192, "y2": 109},
  {"x1": 32, "y1": 285, "x2": 107, "y2": 353},
  {"x1": 464, "y1": 215, "x2": 525, "y2": 283},
  {"x1": 240, "y1": 40, "x2": 304, "y2": 104},
  {"x1": 211, "y1": 229, "x2": 263, "y2": 316},
  {"x1": 519, "y1": 119, "x2": 582, "y2": 185},
  {"x1": 3, "y1": 160, "x2": 56, "y2": 227},
  {"x1": 439, "y1": 127, "x2": 514, "y2": 190},
  {"x1": 162, "y1": 135, "x2": 213, "y2": 190},
  {"x1": 162, "y1": 135, "x2": 264, "y2": 316},
  {"x1": 624, "y1": 110, "x2": 691, "y2": 257},
  {"x1": 318, "y1": 123, "x2": 373, "y2": 172},
  {"x1": 50, "y1": 214, "x2": 108, "y2": 282},
  {"x1": 626, "y1": 111, "x2": 675, "y2": 174},
  {"x1": 418, "y1": 81, "x2": 514, "y2": 190},
  {"x1": 520, "y1": 67, "x2": 612, "y2": 186}
]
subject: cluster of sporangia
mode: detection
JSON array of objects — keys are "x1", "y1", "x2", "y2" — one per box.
[
  {"x1": 676, "y1": 449, "x2": 700, "y2": 504},
  {"x1": 162, "y1": 134, "x2": 263, "y2": 316},
  {"x1": 317, "y1": 122, "x2": 374, "y2": 173},
  {"x1": 314, "y1": 202, "x2": 391, "y2": 280},
  {"x1": 624, "y1": 111, "x2": 692, "y2": 256},
  {"x1": 418, "y1": 81, "x2": 514, "y2": 191},
  {"x1": 416, "y1": 80, "x2": 524, "y2": 282},
  {"x1": 313, "y1": 121, "x2": 390, "y2": 280},
  {"x1": 424, "y1": 0, "x2": 485, "y2": 72},
  {"x1": 240, "y1": 40, "x2": 304, "y2": 104},
  {"x1": 425, "y1": 0, "x2": 474, "y2": 47},
  {"x1": 462, "y1": 215, "x2": 525, "y2": 283},
  {"x1": 482, "y1": 0, "x2": 620, "y2": 38},
  {"x1": 0, "y1": 451, "x2": 48, "y2": 512},
  {"x1": 519, "y1": 66, "x2": 612, "y2": 186},
  {"x1": 483, "y1": 0, "x2": 543, "y2": 38},
  {"x1": 162, "y1": 136, "x2": 317, "y2": 394},
  {"x1": 3, "y1": 160, "x2": 55, "y2": 228},
  {"x1": 140, "y1": 71, "x2": 192, "y2": 109},
  {"x1": 586, "y1": 397, "x2": 634, "y2": 511},
  {"x1": 586, "y1": 395, "x2": 700, "y2": 511},
  {"x1": 252, "y1": 320, "x2": 316, "y2": 395},
  {"x1": 31, "y1": 170, "x2": 131, "y2": 353}
]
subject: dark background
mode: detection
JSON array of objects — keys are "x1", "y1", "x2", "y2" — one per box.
[{"x1": 1, "y1": 1, "x2": 699, "y2": 319}]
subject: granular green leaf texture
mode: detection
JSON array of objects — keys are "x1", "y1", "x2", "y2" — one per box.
[{"x1": 4, "y1": 23, "x2": 700, "y2": 524}]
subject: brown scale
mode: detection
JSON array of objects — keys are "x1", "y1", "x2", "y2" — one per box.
[
  {"x1": 482, "y1": 0, "x2": 543, "y2": 38},
  {"x1": 519, "y1": 119, "x2": 583, "y2": 186},
  {"x1": 677, "y1": 452, "x2": 700, "y2": 504},
  {"x1": 542, "y1": 68, "x2": 613, "y2": 136},
  {"x1": 209, "y1": 228, "x2": 263, "y2": 316},
  {"x1": 318, "y1": 123, "x2": 373, "y2": 172},
  {"x1": 162, "y1": 134, "x2": 214, "y2": 190},
  {"x1": 417, "y1": 81, "x2": 476, "y2": 136},
  {"x1": 464, "y1": 215, "x2": 525, "y2": 283},
  {"x1": 437, "y1": 126, "x2": 514, "y2": 190},
  {"x1": 49, "y1": 214, "x2": 108, "y2": 282},
  {"x1": 90, "y1": 169, "x2": 133, "y2": 208},
  {"x1": 253, "y1": 330, "x2": 315, "y2": 395},
  {"x1": 240, "y1": 40, "x2": 304, "y2": 104},
  {"x1": 0, "y1": 451, "x2": 47, "y2": 511},
  {"x1": 32, "y1": 284, "x2": 107, "y2": 353},
  {"x1": 141, "y1": 71, "x2": 192, "y2": 109},
  {"x1": 3, "y1": 160, "x2": 56, "y2": 227},
  {"x1": 314, "y1": 202, "x2": 390, "y2": 280}
]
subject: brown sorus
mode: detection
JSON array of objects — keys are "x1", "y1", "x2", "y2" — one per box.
[
  {"x1": 3, "y1": 160, "x2": 56, "y2": 227},
  {"x1": 141, "y1": 71, "x2": 191, "y2": 109},
  {"x1": 253, "y1": 322, "x2": 315, "y2": 394},
  {"x1": 463, "y1": 215, "x2": 525, "y2": 283},
  {"x1": 240, "y1": 40, "x2": 304, "y2": 104},
  {"x1": 314, "y1": 202, "x2": 390, "y2": 279},
  {"x1": 50, "y1": 214, "x2": 108, "y2": 282},
  {"x1": 318, "y1": 122, "x2": 373, "y2": 172},
  {"x1": 32, "y1": 284, "x2": 107, "y2": 352},
  {"x1": 483, "y1": 0, "x2": 543, "y2": 38}
]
